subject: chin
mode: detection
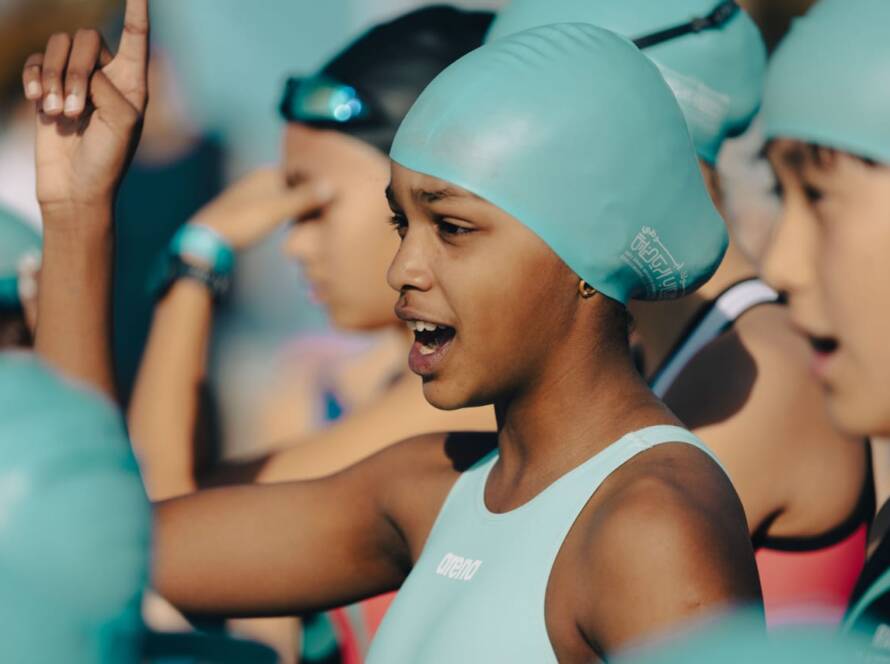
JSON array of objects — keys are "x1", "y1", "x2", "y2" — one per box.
[
  {"x1": 420, "y1": 375, "x2": 497, "y2": 412},
  {"x1": 827, "y1": 389, "x2": 890, "y2": 439}
]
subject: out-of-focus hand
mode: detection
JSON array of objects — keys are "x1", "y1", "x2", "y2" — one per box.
[
  {"x1": 22, "y1": 0, "x2": 149, "y2": 221},
  {"x1": 188, "y1": 167, "x2": 334, "y2": 250}
]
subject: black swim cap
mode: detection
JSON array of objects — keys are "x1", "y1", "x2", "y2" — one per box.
[{"x1": 282, "y1": 6, "x2": 493, "y2": 153}]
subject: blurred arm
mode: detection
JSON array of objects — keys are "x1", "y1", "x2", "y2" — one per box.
[{"x1": 128, "y1": 279, "x2": 213, "y2": 499}]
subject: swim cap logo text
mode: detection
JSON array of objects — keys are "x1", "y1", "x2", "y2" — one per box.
[
  {"x1": 436, "y1": 553, "x2": 482, "y2": 582},
  {"x1": 622, "y1": 226, "x2": 689, "y2": 299}
]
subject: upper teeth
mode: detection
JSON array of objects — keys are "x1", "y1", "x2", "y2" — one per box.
[{"x1": 406, "y1": 320, "x2": 446, "y2": 332}]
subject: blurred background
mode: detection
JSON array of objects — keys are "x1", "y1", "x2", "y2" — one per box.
[{"x1": 0, "y1": 0, "x2": 818, "y2": 461}]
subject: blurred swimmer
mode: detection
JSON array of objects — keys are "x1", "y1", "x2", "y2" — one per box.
[
  {"x1": 128, "y1": 7, "x2": 497, "y2": 501},
  {"x1": 0, "y1": 353, "x2": 150, "y2": 664},
  {"x1": 760, "y1": 0, "x2": 890, "y2": 651},
  {"x1": 0, "y1": 206, "x2": 40, "y2": 348}
]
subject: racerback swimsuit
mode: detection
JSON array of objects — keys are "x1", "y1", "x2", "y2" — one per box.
[
  {"x1": 650, "y1": 278, "x2": 871, "y2": 627},
  {"x1": 366, "y1": 426, "x2": 720, "y2": 663}
]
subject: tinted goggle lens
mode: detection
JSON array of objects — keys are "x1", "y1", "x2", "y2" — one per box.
[{"x1": 279, "y1": 75, "x2": 372, "y2": 124}]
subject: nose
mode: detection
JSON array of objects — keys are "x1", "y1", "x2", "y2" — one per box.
[
  {"x1": 386, "y1": 226, "x2": 434, "y2": 294},
  {"x1": 282, "y1": 217, "x2": 322, "y2": 264},
  {"x1": 761, "y1": 194, "x2": 817, "y2": 304}
]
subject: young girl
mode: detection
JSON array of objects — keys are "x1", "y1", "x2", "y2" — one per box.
[
  {"x1": 487, "y1": 0, "x2": 870, "y2": 626},
  {"x1": 27, "y1": 4, "x2": 761, "y2": 661},
  {"x1": 759, "y1": 0, "x2": 890, "y2": 652}
]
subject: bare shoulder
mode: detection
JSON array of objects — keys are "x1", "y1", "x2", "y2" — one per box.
[
  {"x1": 567, "y1": 443, "x2": 760, "y2": 653},
  {"x1": 363, "y1": 430, "x2": 498, "y2": 560}
]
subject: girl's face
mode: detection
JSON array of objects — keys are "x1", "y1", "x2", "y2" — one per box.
[
  {"x1": 281, "y1": 123, "x2": 400, "y2": 330},
  {"x1": 385, "y1": 163, "x2": 580, "y2": 410},
  {"x1": 764, "y1": 139, "x2": 890, "y2": 436}
]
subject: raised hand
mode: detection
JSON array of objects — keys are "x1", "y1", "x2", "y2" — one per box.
[
  {"x1": 22, "y1": 0, "x2": 150, "y2": 218},
  {"x1": 188, "y1": 168, "x2": 334, "y2": 251}
]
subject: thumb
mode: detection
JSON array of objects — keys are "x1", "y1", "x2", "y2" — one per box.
[{"x1": 90, "y1": 69, "x2": 141, "y2": 137}]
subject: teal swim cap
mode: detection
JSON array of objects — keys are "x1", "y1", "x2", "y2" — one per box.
[
  {"x1": 486, "y1": 0, "x2": 766, "y2": 164},
  {"x1": 0, "y1": 207, "x2": 41, "y2": 310},
  {"x1": 762, "y1": 0, "x2": 890, "y2": 165},
  {"x1": 0, "y1": 353, "x2": 150, "y2": 663},
  {"x1": 390, "y1": 23, "x2": 727, "y2": 303},
  {"x1": 616, "y1": 609, "x2": 869, "y2": 663}
]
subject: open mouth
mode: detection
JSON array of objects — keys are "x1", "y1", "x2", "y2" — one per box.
[
  {"x1": 809, "y1": 335, "x2": 839, "y2": 355},
  {"x1": 406, "y1": 320, "x2": 456, "y2": 355}
]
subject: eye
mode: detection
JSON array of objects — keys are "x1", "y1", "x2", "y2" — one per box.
[
  {"x1": 803, "y1": 183, "x2": 825, "y2": 204},
  {"x1": 388, "y1": 213, "x2": 408, "y2": 239},
  {"x1": 771, "y1": 180, "x2": 784, "y2": 201},
  {"x1": 435, "y1": 218, "x2": 473, "y2": 237}
]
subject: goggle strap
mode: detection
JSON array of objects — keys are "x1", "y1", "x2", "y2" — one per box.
[{"x1": 633, "y1": 0, "x2": 740, "y2": 50}]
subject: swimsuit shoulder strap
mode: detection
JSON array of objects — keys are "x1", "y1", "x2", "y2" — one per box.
[{"x1": 651, "y1": 278, "x2": 779, "y2": 397}]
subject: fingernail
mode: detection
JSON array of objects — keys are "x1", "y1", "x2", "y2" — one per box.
[
  {"x1": 26, "y1": 81, "x2": 40, "y2": 99},
  {"x1": 43, "y1": 93, "x2": 61, "y2": 113},
  {"x1": 63, "y1": 94, "x2": 80, "y2": 114}
]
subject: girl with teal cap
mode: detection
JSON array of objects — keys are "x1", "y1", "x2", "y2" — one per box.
[
  {"x1": 0, "y1": 353, "x2": 150, "y2": 664},
  {"x1": 488, "y1": 0, "x2": 871, "y2": 628},
  {"x1": 0, "y1": 206, "x2": 40, "y2": 349},
  {"x1": 27, "y1": 4, "x2": 762, "y2": 662},
  {"x1": 760, "y1": 0, "x2": 890, "y2": 652}
]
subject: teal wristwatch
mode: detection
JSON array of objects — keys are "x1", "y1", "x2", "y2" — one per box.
[{"x1": 148, "y1": 224, "x2": 235, "y2": 301}]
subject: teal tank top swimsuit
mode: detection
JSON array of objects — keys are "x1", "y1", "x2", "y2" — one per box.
[{"x1": 366, "y1": 425, "x2": 721, "y2": 663}]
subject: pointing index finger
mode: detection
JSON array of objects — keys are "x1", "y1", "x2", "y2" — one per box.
[{"x1": 117, "y1": 0, "x2": 150, "y2": 67}]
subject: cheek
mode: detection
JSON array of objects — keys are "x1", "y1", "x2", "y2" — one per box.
[{"x1": 823, "y1": 219, "x2": 890, "y2": 367}]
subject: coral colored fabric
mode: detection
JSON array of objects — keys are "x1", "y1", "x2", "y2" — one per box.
[{"x1": 756, "y1": 525, "x2": 867, "y2": 627}]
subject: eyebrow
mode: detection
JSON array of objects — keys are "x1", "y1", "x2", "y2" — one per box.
[
  {"x1": 285, "y1": 169, "x2": 311, "y2": 189},
  {"x1": 415, "y1": 186, "x2": 469, "y2": 204}
]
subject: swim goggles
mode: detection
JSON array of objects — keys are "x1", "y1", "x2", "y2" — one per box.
[
  {"x1": 279, "y1": 74, "x2": 381, "y2": 126},
  {"x1": 632, "y1": 0, "x2": 740, "y2": 50}
]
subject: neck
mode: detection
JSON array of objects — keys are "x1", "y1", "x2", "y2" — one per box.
[
  {"x1": 629, "y1": 238, "x2": 758, "y2": 377},
  {"x1": 488, "y1": 329, "x2": 668, "y2": 508}
]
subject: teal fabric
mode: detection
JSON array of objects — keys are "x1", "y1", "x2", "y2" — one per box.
[
  {"x1": 0, "y1": 353, "x2": 150, "y2": 663},
  {"x1": 763, "y1": 0, "x2": 890, "y2": 165},
  {"x1": 487, "y1": 0, "x2": 766, "y2": 164},
  {"x1": 0, "y1": 207, "x2": 40, "y2": 308},
  {"x1": 366, "y1": 425, "x2": 720, "y2": 663},
  {"x1": 390, "y1": 23, "x2": 727, "y2": 304},
  {"x1": 616, "y1": 609, "x2": 870, "y2": 663}
]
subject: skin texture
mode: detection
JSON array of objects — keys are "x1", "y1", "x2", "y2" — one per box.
[
  {"x1": 764, "y1": 140, "x2": 890, "y2": 438},
  {"x1": 631, "y1": 162, "x2": 865, "y2": 541},
  {"x1": 27, "y1": 8, "x2": 761, "y2": 657}
]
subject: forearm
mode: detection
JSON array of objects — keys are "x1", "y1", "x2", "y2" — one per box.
[
  {"x1": 129, "y1": 279, "x2": 214, "y2": 500},
  {"x1": 35, "y1": 207, "x2": 116, "y2": 399}
]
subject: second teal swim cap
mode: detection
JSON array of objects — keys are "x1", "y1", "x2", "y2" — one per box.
[
  {"x1": 0, "y1": 353, "x2": 150, "y2": 663},
  {"x1": 0, "y1": 207, "x2": 40, "y2": 309},
  {"x1": 487, "y1": 0, "x2": 767, "y2": 164},
  {"x1": 763, "y1": 0, "x2": 890, "y2": 165},
  {"x1": 391, "y1": 23, "x2": 727, "y2": 304}
]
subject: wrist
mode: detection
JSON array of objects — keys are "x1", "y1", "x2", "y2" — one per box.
[{"x1": 40, "y1": 200, "x2": 115, "y2": 234}]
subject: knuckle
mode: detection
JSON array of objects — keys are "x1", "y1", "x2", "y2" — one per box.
[
  {"x1": 74, "y1": 28, "x2": 99, "y2": 41},
  {"x1": 48, "y1": 32, "x2": 72, "y2": 47}
]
